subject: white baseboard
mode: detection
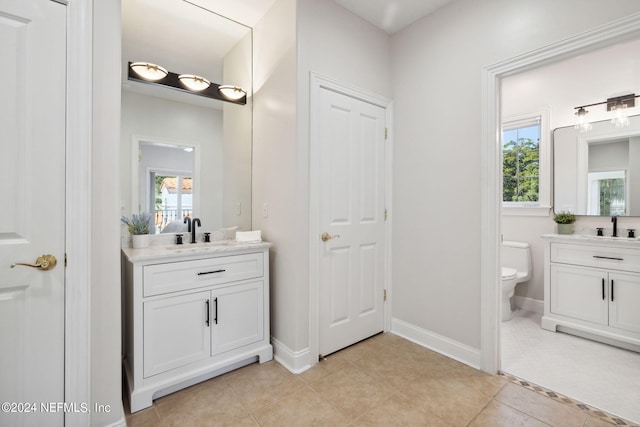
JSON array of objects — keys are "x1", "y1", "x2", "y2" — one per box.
[
  {"x1": 513, "y1": 296, "x2": 544, "y2": 314},
  {"x1": 391, "y1": 318, "x2": 481, "y2": 369},
  {"x1": 99, "y1": 405, "x2": 126, "y2": 427},
  {"x1": 271, "y1": 337, "x2": 312, "y2": 374}
]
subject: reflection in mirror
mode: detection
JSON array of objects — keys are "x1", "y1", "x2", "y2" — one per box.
[
  {"x1": 138, "y1": 142, "x2": 195, "y2": 234},
  {"x1": 121, "y1": 0, "x2": 252, "y2": 242},
  {"x1": 554, "y1": 115, "x2": 640, "y2": 216}
]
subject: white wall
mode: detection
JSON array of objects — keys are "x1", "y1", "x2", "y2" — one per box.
[
  {"x1": 390, "y1": 0, "x2": 640, "y2": 352},
  {"x1": 92, "y1": 0, "x2": 123, "y2": 425},
  {"x1": 253, "y1": 0, "x2": 391, "y2": 364}
]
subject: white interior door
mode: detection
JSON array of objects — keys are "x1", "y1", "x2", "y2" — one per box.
[
  {"x1": 0, "y1": 0, "x2": 66, "y2": 425},
  {"x1": 318, "y1": 86, "x2": 386, "y2": 356}
]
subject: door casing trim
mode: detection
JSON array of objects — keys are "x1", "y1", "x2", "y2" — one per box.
[{"x1": 308, "y1": 71, "x2": 393, "y2": 365}]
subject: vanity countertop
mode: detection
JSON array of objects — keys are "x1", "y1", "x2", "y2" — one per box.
[
  {"x1": 122, "y1": 240, "x2": 272, "y2": 263},
  {"x1": 542, "y1": 233, "x2": 640, "y2": 248}
]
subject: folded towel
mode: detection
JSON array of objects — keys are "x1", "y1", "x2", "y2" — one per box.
[{"x1": 236, "y1": 230, "x2": 262, "y2": 243}]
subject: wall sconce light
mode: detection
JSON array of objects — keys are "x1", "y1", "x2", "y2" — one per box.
[
  {"x1": 127, "y1": 62, "x2": 246, "y2": 105},
  {"x1": 574, "y1": 107, "x2": 592, "y2": 132},
  {"x1": 218, "y1": 85, "x2": 247, "y2": 101},
  {"x1": 129, "y1": 62, "x2": 168, "y2": 81},
  {"x1": 574, "y1": 93, "x2": 637, "y2": 132},
  {"x1": 178, "y1": 74, "x2": 211, "y2": 91}
]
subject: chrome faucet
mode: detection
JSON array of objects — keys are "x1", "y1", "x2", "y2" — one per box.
[
  {"x1": 611, "y1": 216, "x2": 618, "y2": 237},
  {"x1": 191, "y1": 218, "x2": 201, "y2": 243}
]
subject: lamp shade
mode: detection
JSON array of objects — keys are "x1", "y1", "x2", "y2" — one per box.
[
  {"x1": 178, "y1": 74, "x2": 211, "y2": 91},
  {"x1": 129, "y1": 62, "x2": 168, "y2": 81},
  {"x1": 218, "y1": 85, "x2": 246, "y2": 100}
]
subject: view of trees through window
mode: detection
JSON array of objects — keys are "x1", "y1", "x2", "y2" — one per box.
[{"x1": 503, "y1": 122, "x2": 540, "y2": 203}]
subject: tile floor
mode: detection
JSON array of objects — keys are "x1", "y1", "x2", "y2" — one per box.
[
  {"x1": 125, "y1": 332, "x2": 633, "y2": 426},
  {"x1": 501, "y1": 309, "x2": 640, "y2": 425}
]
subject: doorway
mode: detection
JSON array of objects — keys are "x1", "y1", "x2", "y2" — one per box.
[
  {"x1": 481, "y1": 12, "x2": 640, "y2": 423},
  {"x1": 309, "y1": 73, "x2": 393, "y2": 362}
]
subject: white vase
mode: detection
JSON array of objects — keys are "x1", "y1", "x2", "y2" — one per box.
[{"x1": 132, "y1": 234, "x2": 150, "y2": 249}]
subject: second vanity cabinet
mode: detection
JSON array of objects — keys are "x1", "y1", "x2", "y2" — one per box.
[
  {"x1": 542, "y1": 235, "x2": 640, "y2": 350},
  {"x1": 122, "y1": 243, "x2": 273, "y2": 412}
]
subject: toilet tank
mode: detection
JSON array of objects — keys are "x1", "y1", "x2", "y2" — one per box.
[{"x1": 502, "y1": 240, "x2": 531, "y2": 281}]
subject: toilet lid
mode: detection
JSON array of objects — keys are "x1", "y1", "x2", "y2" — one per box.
[{"x1": 502, "y1": 267, "x2": 517, "y2": 280}]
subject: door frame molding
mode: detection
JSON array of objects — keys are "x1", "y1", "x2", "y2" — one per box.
[
  {"x1": 480, "y1": 13, "x2": 640, "y2": 374},
  {"x1": 65, "y1": 0, "x2": 93, "y2": 425},
  {"x1": 308, "y1": 72, "x2": 393, "y2": 364}
]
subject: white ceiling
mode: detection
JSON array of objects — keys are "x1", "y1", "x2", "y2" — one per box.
[
  {"x1": 333, "y1": 0, "x2": 455, "y2": 34},
  {"x1": 184, "y1": 0, "x2": 452, "y2": 33}
]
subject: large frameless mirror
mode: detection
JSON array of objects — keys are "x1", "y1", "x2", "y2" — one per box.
[{"x1": 120, "y1": 0, "x2": 252, "y2": 236}]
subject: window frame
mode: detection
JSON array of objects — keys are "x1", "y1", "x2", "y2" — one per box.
[{"x1": 501, "y1": 107, "x2": 551, "y2": 216}]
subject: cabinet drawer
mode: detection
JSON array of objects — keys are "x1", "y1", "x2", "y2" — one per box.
[
  {"x1": 143, "y1": 253, "x2": 264, "y2": 297},
  {"x1": 550, "y1": 243, "x2": 640, "y2": 273}
]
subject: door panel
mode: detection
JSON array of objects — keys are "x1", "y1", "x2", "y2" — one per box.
[
  {"x1": 0, "y1": 0, "x2": 66, "y2": 425},
  {"x1": 318, "y1": 87, "x2": 386, "y2": 356}
]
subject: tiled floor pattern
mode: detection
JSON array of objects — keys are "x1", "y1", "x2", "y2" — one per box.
[
  {"x1": 501, "y1": 310, "x2": 640, "y2": 425},
  {"x1": 125, "y1": 332, "x2": 633, "y2": 426}
]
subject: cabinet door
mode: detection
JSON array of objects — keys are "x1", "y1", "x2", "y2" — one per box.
[
  {"x1": 609, "y1": 272, "x2": 640, "y2": 334},
  {"x1": 144, "y1": 291, "x2": 211, "y2": 378},
  {"x1": 550, "y1": 264, "x2": 608, "y2": 325},
  {"x1": 211, "y1": 280, "x2": 264, "y2": 356}
]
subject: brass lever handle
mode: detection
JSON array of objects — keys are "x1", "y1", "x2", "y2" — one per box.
[
  {"x1": 321, "y1": 232, "x2": 340, "y2": 242},
  {"x1": 11, "y1": 254, "x2": 57, "y2": 271}
]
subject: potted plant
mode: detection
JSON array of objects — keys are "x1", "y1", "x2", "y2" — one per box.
[
  {"x1": 553, "y1": 211, "x2": 576, "y2": 235},
  {"x1": 121, "y1": 212, "x2": 152, "y2": 248}
]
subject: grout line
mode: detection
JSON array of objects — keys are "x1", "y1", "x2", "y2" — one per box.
[{"x1": 500, "y1": 372, "x2": 639, "y2": 427}]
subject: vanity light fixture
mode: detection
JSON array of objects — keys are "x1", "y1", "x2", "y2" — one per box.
[
  {"x1": 178, "y1": 74, "x2": 211, "y2": 92},
  {"x1": 573, "y1": 93, "x2": 638, "y2": 131},
  {"x1": 129, "y1": 62, "x2": 168, "y2": 81},
  {"x1": 127, "y1": 62, "x2": 246, "y2": 105},
  {"x1": 217, "y1": 85, "x2": 246, "y2": 100}
]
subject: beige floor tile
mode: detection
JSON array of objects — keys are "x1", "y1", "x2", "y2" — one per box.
[
  {"x1": 351, "y1": 393, "x2": 453, "y2": 426},
  {"x1": 310, "y1": 363, "x2": 394, "y2": 420},
  {"x1": 468, "y1": 400, "x2": 549, "y2": 427},
  {"x1": 496, "y1": 383, "x2": 587, "y2": 427},
  {"x1": 403, "y1": 375, "x2": 493, "y2": 426},
  {"x1": 125, "y1": 406, "x2": 161, "y2": 427},
  {"x1": 157, "y1": 379, "x2": 248, "y2": 426},
  {"x1": 253, "y1": 386, "x2": 348, "y2": 426},
  {"x1": 298, "y1": 355, "x2": 351, "y2": 384},
  {"x1": 455, "y1": 373, "x2": 509, "y2": 398},
  {"x1": 353, "y1": 350, "x2": 428, "y2": 390},
  {"x1": 223, "y1": 360, "x2": 306, "y2": 412}
]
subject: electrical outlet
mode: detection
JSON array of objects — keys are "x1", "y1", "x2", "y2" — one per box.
[
  {"x1": 262, "y1": 202, "x2": 269, "y2": 218},
  {"x1": 236, "y1": 202, "x2": 242, "y2": 216}
]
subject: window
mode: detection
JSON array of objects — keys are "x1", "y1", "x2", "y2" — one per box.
[
  {"x1": 501, "y1": 108, "x2": 550, "y2": 215},
  {"x1": 588, "y1": 170, "x2": 627, "y2": 215}
]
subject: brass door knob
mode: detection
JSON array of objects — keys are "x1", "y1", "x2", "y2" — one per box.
[
  {"x1": 10, "y1": 254, "x2": 57, "y2": 271},
  {"x1": 321, "y1": 232, "x2": 340, "y2": 242}
]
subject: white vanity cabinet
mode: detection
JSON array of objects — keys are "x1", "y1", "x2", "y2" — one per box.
[
  {"x1": 122, "y1": 243, "x2": 273, "y2": 412},
  {"x1": 542, "y1": 235, "x2": 640, "y2": 350}
]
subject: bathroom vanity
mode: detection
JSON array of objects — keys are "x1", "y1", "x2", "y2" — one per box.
[
  {"x1": 122, "y1": 241, "x2": 273, "y2": 412},
  {"x1": 542, "y1": 234, "x2": 640, "y2": 351}
]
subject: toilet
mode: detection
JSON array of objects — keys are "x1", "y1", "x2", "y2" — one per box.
[{"x1": 501, "y1": 240, "x2": 532, "y2": 321}]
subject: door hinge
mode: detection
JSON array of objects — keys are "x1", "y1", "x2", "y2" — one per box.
[
  {"x1": 384, "y1": 289, "x2": 387, "y2": 301},
  {"x1": 384, "y1": 128, "x2": 388, "y2": 140},
  {"x1": 384, "y1": 209, "x2": 388, "y2": 221},
  {"x1": 64, "y1": 253, "x2": 67, "y2": 267}
]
